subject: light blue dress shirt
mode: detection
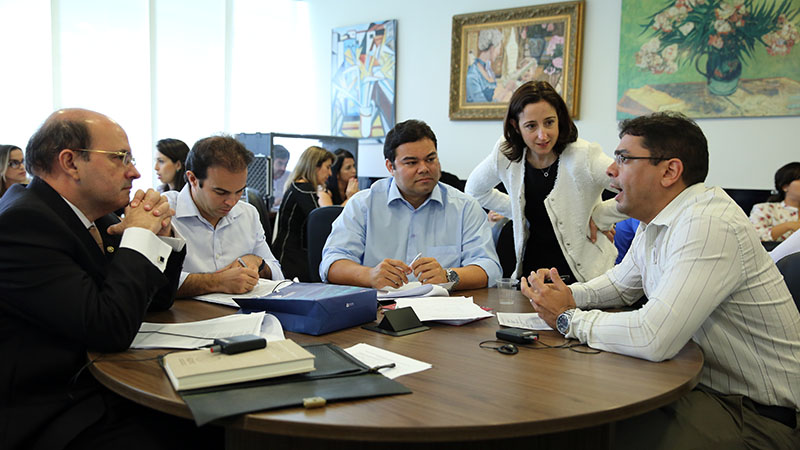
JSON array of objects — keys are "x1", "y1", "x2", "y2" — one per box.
[
  {"x1": 164, "y1": 186, "x2": 283, "y2": 286},
  {"x1": 320, "y1": 178, "x2": 501, "y2": 286}
]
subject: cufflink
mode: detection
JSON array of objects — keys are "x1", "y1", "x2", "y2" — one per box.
[{"x1": 158, "y1": 256, "x2": 165, "y2": 263}]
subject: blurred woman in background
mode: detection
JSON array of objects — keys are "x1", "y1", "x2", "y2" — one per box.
[
  {"x1": 154, "y1": 138, "x2": 190, "y2": 192},
  {"x1": 0, "y1": 145, "x2": 28, "y2": 198},
  {"x1": 750, "y1": 162, "x2": 800, "y2": 242},
  {"x1": 273, "y1": 146, "x2": 335, "y2": 280},
  {"x1": 322, "y1": 148, "x2": 359, "y2": 206}
]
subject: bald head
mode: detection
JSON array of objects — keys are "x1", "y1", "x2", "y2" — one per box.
[{"x1": 25, "y1": 108, "x2": 126, "y2": 176}]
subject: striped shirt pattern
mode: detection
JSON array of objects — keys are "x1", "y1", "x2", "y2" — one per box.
[{"x1": 570, "y1": 184, "x2": 800, "y2": 410}]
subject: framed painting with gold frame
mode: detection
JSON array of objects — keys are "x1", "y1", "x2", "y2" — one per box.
[{"x1": 449, "y1": 1, "x2": 584, "y2": 120}]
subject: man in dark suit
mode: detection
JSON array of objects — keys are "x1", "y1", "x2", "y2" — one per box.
[{"x1": 0, "y1": 109, "x2": 213, "y2": 449}]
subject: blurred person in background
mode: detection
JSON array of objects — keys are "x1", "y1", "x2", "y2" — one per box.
[
  {"x1": 154, "y1": 138, "x2": 189, "y2": 192},
  {"x1": 322, "y1": 148, "x2": 359, "y2": 206},
  {"x1": 0, "y1": 145, "x2": 28, "y2": 197},
  {"x1": 273, "y1": 146, "x2": 334, "y2": 281}
]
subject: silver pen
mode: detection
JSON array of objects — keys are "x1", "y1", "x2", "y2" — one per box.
[
  {"x1": 409, "y1": 252, "x2": 422, "y2": 267},
  {"x1": 237, "y1": 257, "x2": 248, "y2": 268}
]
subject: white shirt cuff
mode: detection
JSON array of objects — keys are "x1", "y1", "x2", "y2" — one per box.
[{"x1": 120, "y1": 227, "x2": 183, "y2": 273}]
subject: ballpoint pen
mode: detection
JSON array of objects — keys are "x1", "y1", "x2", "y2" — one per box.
[
  {"x1": 237, "y1": 257, "x2": 248, "y2": 268},
  {"x1": 409, "y1": 252, "x2": 422, "y2": 266}
]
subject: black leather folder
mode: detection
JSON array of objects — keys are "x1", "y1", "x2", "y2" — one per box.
[{"x1": 175, "y1": 343, "x2": 411, "y2": 426}]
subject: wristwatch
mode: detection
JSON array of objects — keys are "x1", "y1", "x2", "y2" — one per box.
[
  {"x1": 445, "y1": 268, "x2": 460, "y2": 289},
  {"x1": 556, "y1": 308, "x2": 577, "y2": 336}
]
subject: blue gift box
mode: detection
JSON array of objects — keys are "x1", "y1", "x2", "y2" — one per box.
[{"x1": 234, "y1": 283, "x2": 377, "y2": 335}]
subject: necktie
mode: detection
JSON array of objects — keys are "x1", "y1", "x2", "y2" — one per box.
[{"x1": 88, "y1": 225, "x2": 105, "y2": 254}]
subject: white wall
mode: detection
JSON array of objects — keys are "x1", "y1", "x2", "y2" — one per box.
[
  {"x1": 2, "y1": 0, "x2": 796, "y2": 190},
  {"x1": 307, "y1": 0, "x2": 800, "y2": 189}
]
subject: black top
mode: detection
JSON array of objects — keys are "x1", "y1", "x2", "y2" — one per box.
[
  {"x1": 274, "y1": 181, "x2": 319, "y2": 281},
  {"x1": 521, "y1": 158, "x2": 575, "y2": 282},
  {"x1": 329, "y1": 185, "x2": 345, "y2": 206}
]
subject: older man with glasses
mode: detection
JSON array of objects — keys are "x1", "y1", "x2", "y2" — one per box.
[{"x1": 0, "y1": 108, "x2": 220, "y2": 449}]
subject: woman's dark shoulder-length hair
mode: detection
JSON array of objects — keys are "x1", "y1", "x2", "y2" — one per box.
[
  {"x1": 501, "y1": 81, "x2": 578, "y2": 162},
  {"x1": 156, "y1": 138, "x2": 190, "y2": 191},
  {"x1": 768, "y1": 161, "x2": 800, "y2": 202}
]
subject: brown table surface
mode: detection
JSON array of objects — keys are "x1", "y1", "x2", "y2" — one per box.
[{"x1": 89, "y1": 287, "x2": 703, "y2": 444}]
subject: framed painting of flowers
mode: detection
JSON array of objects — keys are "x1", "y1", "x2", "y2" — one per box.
[{"x1": 617, "y1": 0, "x2": 800, "y2": 119}]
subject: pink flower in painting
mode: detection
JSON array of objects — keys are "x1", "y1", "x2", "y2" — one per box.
[
  {"x1": 552, "y1": 56, "x2": 563, "y2": 69},
  {"x1": 716, "y1": 2, "x2": 736, "y2": 20},
  {"x1": 708, "y1": 34, "x2": 724, "y2": 49},
  {"x1": 763, "y1": 14, "x2": 799, "y2": 56},
  {"x1": 544, "y1": 35, "x2": 564, "y2": 56},
  {"x1": 715, "y1": 19, "x2": 733, "y2": 34},
  {"x1": 662, "y1": 44, "x2": 679, "y2": 62}
]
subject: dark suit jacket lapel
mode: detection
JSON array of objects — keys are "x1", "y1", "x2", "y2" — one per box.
[{"x1": 27, "y1": 177, "x2": 109, "y2": 269}]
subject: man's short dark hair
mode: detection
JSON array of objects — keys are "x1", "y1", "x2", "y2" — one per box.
[
  {"x1": 383, "y1": 119, "x2": 437, "y2": 163},
  {"x1": 272, "y1": 144, "x2": 290, "y2": 161},
  {"x1": 25, "y1": 118, "x2": 92, "y2": 176},
  {"x1": 618, "y1": 112, "x2": 709, "y2": 186},
  {"x1": 185, "y1": 135, "x2": 254, "y2": 182}
]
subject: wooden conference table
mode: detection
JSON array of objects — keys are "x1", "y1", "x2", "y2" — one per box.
[{"x1": 90, "y1": 288, "x2": 704, "y2": 450}]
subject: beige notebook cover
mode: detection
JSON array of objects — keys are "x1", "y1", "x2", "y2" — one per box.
[{"x1": 163, "y1": 339, "x2": 315, "y2": 391}]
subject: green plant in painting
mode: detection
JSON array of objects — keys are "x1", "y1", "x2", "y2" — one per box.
[{"x1": 635, "y1": 0, "x2": 800, "y2": 95}]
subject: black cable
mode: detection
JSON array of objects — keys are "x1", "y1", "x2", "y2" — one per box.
[
  {"x1": 479, "y1": 338, "x2": 601, "y2": 354},
  {"x1": 136, "y1": 330, "x2": 216, "y2": 340}
]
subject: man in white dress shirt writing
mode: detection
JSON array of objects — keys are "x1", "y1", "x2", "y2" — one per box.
[
  {"x1": 522, "y1": 112, "x2": 800, "y2": 448},
  {"x1": 164, "y1": 135, "x2": 283, "y2": 297}
]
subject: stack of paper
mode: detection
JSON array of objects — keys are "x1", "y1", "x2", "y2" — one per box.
[
  {"x1": 130, "y1": 312, "x2": 285, "y2": 349},
  {"x1": 377, "y1": 281, "x2": 450, "y2": 300},
  {"x1": 496, "y1": 312, "x2": 553, "y2": 330},
  {"x1": 194, "y1": 279, "x2": 293, "y2": 308},
  {"x1": 344, "y1": 343, "x2": 431, "y2": 379},
  {"x1": 393, "y1": 296, "x2": 492, "y2": 325}
]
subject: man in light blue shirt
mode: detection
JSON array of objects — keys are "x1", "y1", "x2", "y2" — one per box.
[
  {"x1": 164, "y1": 136, "x2": 283, "y2": 297},
  {"x1": 321, "y1": 119, "x2": 501, "y2": 290}
]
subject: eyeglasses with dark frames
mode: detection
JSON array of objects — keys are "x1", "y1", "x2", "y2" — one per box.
[
  {"x1": 7, "y1": 159, "x2": 24, "y2": 169},
  {"x1": 613, "y1": 151, "x2": 670, "y2": 166},
  {"x1": 76, "y1": 149, "x2": 136, "y2": 166}
]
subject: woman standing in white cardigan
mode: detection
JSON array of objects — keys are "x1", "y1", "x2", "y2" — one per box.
[{"x1": 465, "y1": 81, "x2": 625, "y2": 282}]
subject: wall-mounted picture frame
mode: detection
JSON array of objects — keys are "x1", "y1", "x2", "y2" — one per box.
[
  {"x1": 331, "y1": 19, "x2": 397, "y2": 139},
  {"x1": 617, "y1": 0, "x2": 800, "y2": 119},
  {"x1": 449, "y1": 1, "x2": 584, "y2": 120}
]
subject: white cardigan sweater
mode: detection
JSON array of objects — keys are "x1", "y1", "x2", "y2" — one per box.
[{"x1": 465, "y1": 137, "x2": 626, "y2": 281}]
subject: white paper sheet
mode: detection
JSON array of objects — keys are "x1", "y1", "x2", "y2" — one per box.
[
  {"x1": 344, "y1": 343, "x2": 432, "y2": 379},
  {"x1": 496, "y1": 312, "x2": 553, "y2": 330},
  {"x1": 130, "y1": 312, "x2": 284, "y2": 349},
  {"x1": 393, "y1": 296, "x2": 493, "y2": 322},
  {"x1": 377, "y1": 281, "x2": 450, "y2": 299},
  {"x1": 193, "y1": 278, "x2": 293, "y2": 308}
]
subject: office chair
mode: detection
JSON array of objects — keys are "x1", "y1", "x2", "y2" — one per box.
[
  {"x1": 306, "y1": 206, "x2": 344, "y2": 282},
  {"x1": 244, "y1": 188, "x2": 272, "y2": 248},
  {"x1": 776, "y1": 251, "x2": 800, "y2": 312},
  {"x1": 496, "y1": 220, "x2": 516, "y2": 278}
]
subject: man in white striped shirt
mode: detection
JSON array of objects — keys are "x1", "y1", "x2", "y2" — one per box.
[{"x1": 522, "y1": 112, "x2": 800, "y2": 448}]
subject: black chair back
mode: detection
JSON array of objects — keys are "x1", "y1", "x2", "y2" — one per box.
[
  {"x1": 306, "y1": 206, "x2": 344, "y2": 282},
  {"x1": 496, "y1": 220, "x2": 516, "y2": 278},
  {"x1": 244, "y1": 188, "x2": 272, "y2": 247},
  {"x1": 776, "y1": 252, "x2": 800, "y2": 312}
]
